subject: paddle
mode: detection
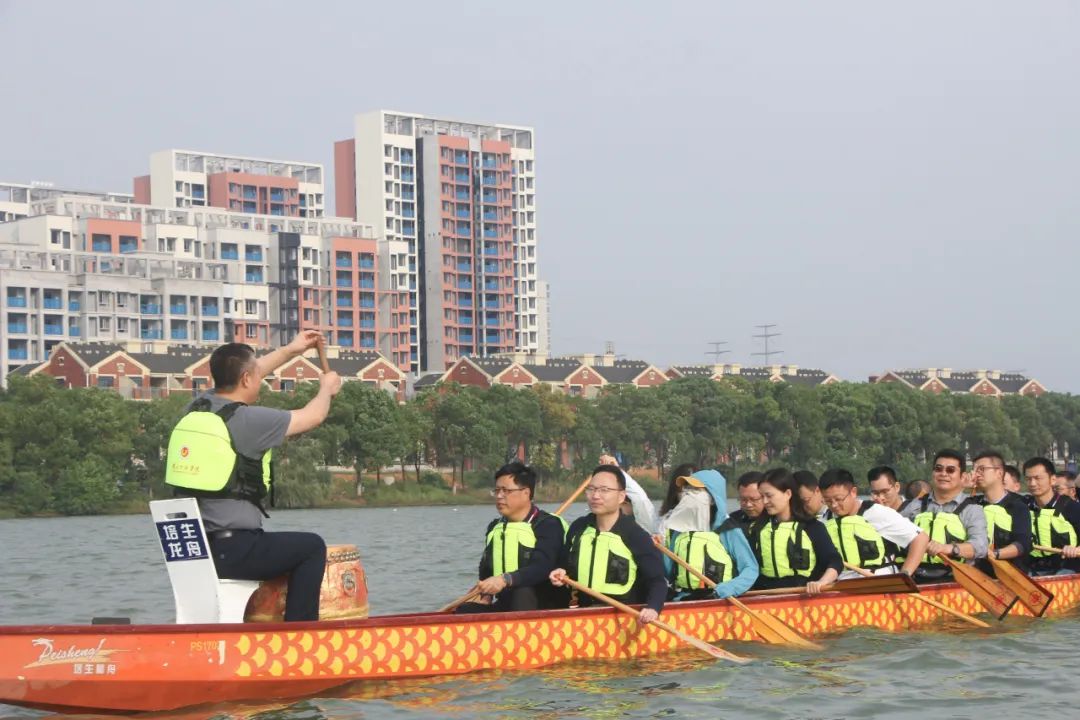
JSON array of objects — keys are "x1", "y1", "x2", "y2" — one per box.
[
  {"x1": 742, "y1": 573, "x2": 918, "y2": 597},
  {"x1": 653, "y1": 539, "x2": 821, "y2": 649},
  {"x1": 1034, "y1": 545, "x2": 1064, "y2": 554},
  {"x1": 986, "y1": 553, "x2": 1053, "y2": 617},
  {"x1": 439, "y1": 475, "x2": 589, "y2": 612},
  {"x1": 937, "y1": 555, "x2": 1017, "y2": 621},
  {"x1": 842, "y1": 562, "x2": 990, "y2": 628},
  {"x1": 559, "y1": 576, "x2": 750, "y2": 663}
]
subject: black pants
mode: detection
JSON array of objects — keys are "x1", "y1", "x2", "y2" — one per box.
[
  {"x1": 210, "y1": 530, "x2": 327, "y2": 621},
  {"x1": 455, "y1": 585, "x2": 570, "y2": 614}
]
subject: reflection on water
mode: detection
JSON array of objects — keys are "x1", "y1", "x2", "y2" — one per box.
[{"x1": 2, "y1": 506, "x2": 1079, "y2": 719}]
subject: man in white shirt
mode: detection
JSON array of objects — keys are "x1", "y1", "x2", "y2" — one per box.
[
  {"x1": 820, "y1": 468, "x2": 930, "y2": 579},
  {"x1": 599, "y1": 454, "x2": 659, "y2": 534}
]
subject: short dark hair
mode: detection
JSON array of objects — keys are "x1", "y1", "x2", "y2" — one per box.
[
  {"x1": 905, "y1": 479, "x2": 931, "y2": 501},
  {"x1": 737, "y1": 471, "x2": 764, "y2": 488},
  {"x1": 819, "y1": 468, "x2": 856, "y2": 492},
  {"x1": 933, "y1": 449, "x2": 966, "y2": 472},
  {"x1": 209, "y1": 343, "x2": 256, "y2": 389},
  {"x1": 1061, "y1": 470, "x2": 1078, "y2": 481},
  {"x1": 972, "y1": 450, "x2": 1004, "y2": 467},
  {"x1": 1004, "y1": 465, "x2": 1020, "y2": 483},
  {"x1": 494, "y1": 461, "x2": 537, "y2": 499},
  {"x1": 1023, "y1": 457, "x2": 1056, "y2": 477},
  {"x1": 591, "y1": 464, "x2": 626, "y2": 490},
  {"x1": 793, "y1": 470, "x2": 819, "y2": 492},
  {"x1": 867, "y1": 466, "x2": 898, "y2": 485}
]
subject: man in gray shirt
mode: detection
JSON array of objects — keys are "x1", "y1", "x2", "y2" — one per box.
[
  {"x1": 900, "y1": 448, "x2": 988, "y2": 582},
  {"x1": 170, "y1": 331, "x2": 341, "y2": 621}
]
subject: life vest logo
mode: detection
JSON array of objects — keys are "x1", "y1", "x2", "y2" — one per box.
[
  {"x1": 25, "y1": 638, "x2": 124, "y2": 668},
  {"x1": 180, "y1": 446, "x2": 190, "y2": 458}
]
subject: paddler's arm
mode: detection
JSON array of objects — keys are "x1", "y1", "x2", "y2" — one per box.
[
  {"x1": 256, "y1": 330, "x2": 323, "y2": 379},
  {"x1": 900, "y1": 532, "x2": 930, "y2": 575},
  {"x1": 955, "y1": 502, "x2": 989, "y2": 560},
  {"x1": 713, "y1": 526, "x2": 759, "y2": 599},
  {"x1": 804, "y1": 521, "x2": 842, "y2": 594},
  {"x1": 626, "y1": 523, "x2": 667, "y2": 619},
  {"x1": 286, "y1": 369, "x2": 341, "y2": 437}
]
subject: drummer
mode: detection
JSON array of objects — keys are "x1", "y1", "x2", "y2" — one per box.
[{"x1": 165, "y1": 332, "x2": 341, "y2": 622}]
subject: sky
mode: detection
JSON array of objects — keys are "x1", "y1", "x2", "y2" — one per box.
[{"x1": 1, "y1": 1, "x2": 1078, "y2": 390}]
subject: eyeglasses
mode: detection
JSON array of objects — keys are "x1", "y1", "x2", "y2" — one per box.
[
  {"x1": 933, "y1": 464, "x2": 961, "y2": 475},
  {"x1": 972, "y1": 465, "x2": 1002, "y2": 475},
  {"x1": 584, "y1": 486, "x2": 621, "y2": 496},
  {"x1": 739, "y1": 496, "x2": 764, "y2": 505},
  {"x1": 490, "y1": 487, "x2": 528, "y2": 497}
]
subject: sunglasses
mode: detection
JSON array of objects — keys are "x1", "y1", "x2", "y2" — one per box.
[{"x1": 933, "y1": 464, "x2": 960, "y2": 475}]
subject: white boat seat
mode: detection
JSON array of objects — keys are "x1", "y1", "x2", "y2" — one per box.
[{"x1": 149, "y1": 497, "x2": 261, "y2": 624}]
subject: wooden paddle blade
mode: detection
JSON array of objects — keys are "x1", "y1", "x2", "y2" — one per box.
[
  {"x1": 987, "y1": 555, "x2": 1054, "y2": 617},
  {"x1": 833, "y1": 573, "x2": 919, "y2": 595},
  {"x1": 653, "y1": 619, "x2": 752, "y2": 664},
  {"x1": 942, "y1": 557, "x2": 1018, "y2": 621},
  {"x1": 730, "y1": 598, "x2": 822, "y2": 650}
]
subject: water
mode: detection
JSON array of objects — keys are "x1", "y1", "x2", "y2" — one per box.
[{"x1": 1, "y1": 504, "x2": 1077, "y2": 718}]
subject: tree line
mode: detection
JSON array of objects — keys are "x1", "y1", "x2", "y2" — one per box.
[{"x1": 1, "y1": 373, "x2": 1078, "y2": 517}]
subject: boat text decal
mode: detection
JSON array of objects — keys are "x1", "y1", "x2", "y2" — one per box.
[{"x1": 25, "y1": 638, "x2": 125, "y2": 675}]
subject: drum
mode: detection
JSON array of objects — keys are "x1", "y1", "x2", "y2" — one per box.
[{"x1": 244, "y1": 544, "x2": 370, "y2": 622}]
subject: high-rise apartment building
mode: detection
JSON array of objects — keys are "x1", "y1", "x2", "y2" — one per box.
[
  {"x1": 334, "y1": 110, "x2": 544, "y2": 372},
  {"x1": 134, "y1": 150, "x2": 325, "y2": 218}
]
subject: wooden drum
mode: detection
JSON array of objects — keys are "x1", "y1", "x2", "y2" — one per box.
[{"x1": 244, "y1": 544, "x2": 370, "y2": 622}]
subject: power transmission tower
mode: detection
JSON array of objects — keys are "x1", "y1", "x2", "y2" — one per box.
[
  {"x1": 706, "y1": 341, "x2": 729, "y2": 364},
  {"x1": 752, "y1": 324, "x2": 783, "y2": 364}
]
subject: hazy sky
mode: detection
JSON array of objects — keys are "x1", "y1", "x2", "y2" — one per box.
[{"x1": 2, "y1": 1, "x2": 1078, "y2": 390}]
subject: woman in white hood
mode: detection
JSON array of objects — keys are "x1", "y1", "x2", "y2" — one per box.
[{"x1": 657, "y1": 469, "x2": 759, "y2": 600}]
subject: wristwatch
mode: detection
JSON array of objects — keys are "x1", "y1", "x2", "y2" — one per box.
[{"x1": 950, "y1": 544, "x2": 962, "y2": 559}]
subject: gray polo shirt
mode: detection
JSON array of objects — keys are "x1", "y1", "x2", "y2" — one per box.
[
  {"x1": 184, "y1": 391, "x2": 291, "y2": 532},
  {"x1": 899, "y1": 491, "x2": 989, "y2": 559}
]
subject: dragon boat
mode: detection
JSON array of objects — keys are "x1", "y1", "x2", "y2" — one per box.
[{"x1": 3, "y1": 573, "x2": 1079, "y2": 714}]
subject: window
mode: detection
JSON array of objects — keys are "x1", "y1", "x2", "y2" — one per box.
[
  {"x1": 118, "y1": 318, "x2": 128, "y2": 332},
  {"x1": 245, "y1": 300, "x2": 257, "y2": 315},
  {"x1": 116, "y1": 362, "x2": 125, "y2": 373},
  {"x1": 97, "y1": 377, "x2": 115, "y2": 388},
  {"x1": 184, "y1": 238, "x2": 193, "y2": 253},
  {"x1": 245, "y1": 325, "x2": 257, "y2": 338},
  {"x1": 98, "y1": 317, "x2": 111, "y2": 331}
]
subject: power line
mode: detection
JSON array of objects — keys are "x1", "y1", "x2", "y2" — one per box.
[
  {"x1": 706, "y1": 341, "x2": 730, "y2": 364},
  {"x1": 751, "y1": 324, "x2": 783, "y2": 363}
]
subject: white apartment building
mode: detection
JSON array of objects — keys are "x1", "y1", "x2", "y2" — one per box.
[
  {"x1": 335, "y1": 110, "x2": 546, "y2": 372},
  {"x1": 0, "y1": 191, "x2": 378, "y2": 386},
  {"x1": 135, "y1": 150, "x2": 325, "y2": 218}
]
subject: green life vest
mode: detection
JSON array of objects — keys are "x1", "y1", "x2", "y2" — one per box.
[
  {"x1": 1031, "y1": 502, "x2": 1077, "y2": 557},
  {"x1": 671, "y1": 530, "x2": 735, "y2": 591},
  {"x1": 825, "y1": 501, "x2": 887, "y2": 570},
  {"x1": 483, "y1": 509, "x2": 569, "y2": 575},
  {"x1": 909, "y1": 496, "x2": 972, "y2": 566},
  {"x1": 165, "y1": 399, "x2": 273, "y2": 510},
  {"x1": 755, "y1": 519, "x2": 816, "y2": 579},
  {"x1": 981, "y1": 503, "x2": 1015, "y2": 551},
  {"x1": 569, "y1": 525, "x2": 637, "y2": 598}
]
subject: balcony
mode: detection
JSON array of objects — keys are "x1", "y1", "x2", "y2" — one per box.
[
  {"x1": 336, "y1": 294, "x2": 353, "y2": 307},
  {"x1": 119, "y1": 240, "x2": 138, "y2": 254},
  {"x1": 92, "y1": 239, "x2": 111, "y2": 252},
  {"x1": 454, "y1": 171, "x2": 470, "y2": 183},
  {"x1": 482, "y1": 174, "x2": 496, "y2": 186},
  {"x1": 402, "y1": 207, "x2": 415, "y2": 218},
  {"x1": 242, "y1": 188, "x2": 257, "y2": 200},
  {"x1": 359, "y1": 335, "x2": 376, "y2": 349},
  {"x1": 359, "y1": 317, "x2": 376, "y2": 329},
  {"x1": 338, "y1": 331, "x2": 354, "y2": 346},
  {"x1": 170, "y1": 328, "x2": 188, "y2": 340},
  {"x1": 459, "y1": 333, "x2": 474, "y2": 344},
  {"x1": 455, "y1": 223, "x2": 471, "y2": 235},
  {"x1": 455, "y1": 152, "x2": 469, "y2": 164},
  {"x1": 336, "y1": 255, "x2": 352, "y2": 268},
  {"x1": 202, "y1": 329, "x2": 220, "y2": 341},
  {"x1": 44, "y1": 324, "x2": 64, "y2": 336},
  {"x1": 43, "y1": 297, "x2": 63, "y2": 310},
  {"x1": 401, "y1": 151, "x2": 414, "y2": 164},
  {"x1": 69, "y1": 326, "x2": 80, "y2": 337},
  {"x1": 170, "y1": 304, "x2": 187, "y2": 314},
  {"x1": 482, "y1": 157, "x2": 497, "y2": 169},
  {"x1": 221, "y1": 248, "x2": 239, "y2": 260},
  {"x1": 7, "y1": 323, "x2": 27, "y2": 333},
  {"x1": 484, "y1": 245, "x2": 499, "y2": 256},
  {"x1": 201, "y1": 305, "x2": 219, "y2": 317},
  {"x1": 484, "y1": 299, "x2": 499, "y2": 309},
  {"x1": 140, "y1": 329, "x2": 163, "y2": 340},
  {"x1": 358, "y1": 279, "x2": 375, "y2": 290},
  {"x1": 269, "y1": 190, "x2": 285, "y2": 202},
  {"x1": 6, "y1": 296, "x2": 26, "y2": 308},
  {"x1": 455, "y1": 189, "x2": 470, "y2": 201},
  {"x1": 485, "y1": 333, "x2": 501, "y2": 345},
  {"x1": 358, "y1": 297, "x2": 376, "y2": 309},
  {"x1": 484, "y1": 280, "x2": 500, "y2": 291},
  {"x1": 458, "y1": 312, "x2": 473, "y2": 325},
  {"x1": 455, "y1": 208, "x2": 470, "y2": 219},
  {"x1": 68, "y1": 300, "x2": 80, "y2": 311},
  {"x1": 337, "y1": 316, "x2": 353, "y2": 327},
  {"x1": 401, "y1": 169, "x2": 414, "y2": 182},
  {"x1": 456, "y1": 262, "x2": 472, "y2": 272},
  {"x1": 140, "y1": 304, "x2": 161, "y2": 314},
  {"x1": 482, "y1": 191, "x2": 497, "y2": 203},
  {"x1": 245, "y1": 250, "x2": 263, "y2": 262},
  {"x1": 483, "y1": 210, "x2": 498, "y2": 221},
  {"x1": 245, "y1": 272, "x2": 264, "y2": 283},
  {"x1": 8, "y1": 348, "x2": 28, "y2": 360},
  {"x1": 336, "y1": 275, "x2": 352, "y2": 287},
  {"x1": 457, "y1": 297, "x2": 473, "y2": 308},
  {"x1": 485, "y1": 316, "x2": 500, "y2": 326},
  {"x1": 358, "y1": 257, "x2": 375, "y2": 269},
  {"x1": 483, "y1": 228, "x2": 499, "y2": 239},
  {"x1": 401, "y1": 189, "x2": 414, "y2": 200},
  {"x1": 456, "y1": 279, "x2": 473, "y2": 290},
  {"x1": 484, "y1": 262, "x2": 499, "y2": 274}
]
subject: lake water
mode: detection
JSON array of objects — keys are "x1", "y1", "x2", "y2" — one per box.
[{"x1": 1, "y1": 503, "x2": 1076, "y2": 719}]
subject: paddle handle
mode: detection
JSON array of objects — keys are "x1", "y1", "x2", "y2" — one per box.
[
  {"x1": 843, "y1": 562, "x2": 875, "y2": 578},
  {"x1": 654, "y1": 540, "x2": 718, "y2": 589},
  {"x1": 316, "y1": 339, "x2": 330, "y2": 373},
  {"x1": 907, "y1": 592, "x2": 991, "y2": 628},
  {"x1": 1034, "y1": 544, "x2": 1063, "y2": 554},
  {"x1": 439, "y1": 585, "x2": 482, "y2": 613},
  {"x1": 742, "y1": 586, "x2": 810, "y2": 596},
  {"x1": 553, "y1": 475, "x2": 591, "y2": 517}
]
